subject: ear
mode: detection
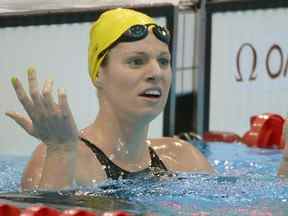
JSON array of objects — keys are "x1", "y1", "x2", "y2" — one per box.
[
  {"x1": 94, "y1": 79, "x2": 103, "y2": 89},
  {"x1": 94, "y1": 67, "x2": 105, "y2": 89}
]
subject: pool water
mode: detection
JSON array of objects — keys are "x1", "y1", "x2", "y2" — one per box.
[{"x1": 1, "y1": 142, "x2": 288, "y2": 215}]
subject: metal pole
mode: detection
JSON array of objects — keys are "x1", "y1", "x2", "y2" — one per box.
[{"x1": 195, "y1": 0, "x2": 207, "y2": 135}]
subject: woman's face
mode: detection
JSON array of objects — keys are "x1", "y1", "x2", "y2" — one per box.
[{"x1": 99, "y1": 31, "x2": 172, "y2": 122}]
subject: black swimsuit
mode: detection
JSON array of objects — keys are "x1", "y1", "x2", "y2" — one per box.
[{"x1": 80, "y1": 137, "x2": 168, "y2": 180}]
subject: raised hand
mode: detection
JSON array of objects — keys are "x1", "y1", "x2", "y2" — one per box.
[{"x1": 6, "y1": 67, "x2": 79, "y2": 150}]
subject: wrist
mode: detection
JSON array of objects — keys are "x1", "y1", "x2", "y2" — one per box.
[{"x1": 45, "y1": 140, "x2": 78, "y2": 153}]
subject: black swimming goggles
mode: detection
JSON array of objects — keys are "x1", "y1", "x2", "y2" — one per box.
[
  {"x1": 99, "y1": 24, "x2": 170, "y2": 59},
  {"x1": 117, "y1": 23, "x2": 170, "y2": 45}
]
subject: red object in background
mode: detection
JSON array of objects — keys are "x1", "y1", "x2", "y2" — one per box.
[
  {"x1": 203, "y1": 131, "x2": 241, "y2": 143},
  {"x1": 0, "y1": 204, "x2": 20, "y2": 216},
  {"x1": 21, "y1": 205, "x2": 61, "y2": 216},
  {"x1": 60, "y1": 209, "x2": 96, "y2": 216},
  {"x1": 242, "y1": 113, "x2": 285, "y2": 149}
]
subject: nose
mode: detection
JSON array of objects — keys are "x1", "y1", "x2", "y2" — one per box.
[{"x1": 145, "y1": 59, "x2": 163, "y2": 83}]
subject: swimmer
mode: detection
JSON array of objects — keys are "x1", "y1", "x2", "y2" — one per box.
[
  {"x1": 6, "y1": 8, "x2": 214, "y2": 190},
  {"x1": 8, "y1": 8, "x2": 288, "y2": 190}
]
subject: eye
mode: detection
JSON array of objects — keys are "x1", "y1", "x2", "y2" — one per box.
[
  {"x1": 157, "y1": 57, "x2": 170, "y2": 68},
  {"x1": 127, "y1": 56, "x2": 147, "y2": 68}
]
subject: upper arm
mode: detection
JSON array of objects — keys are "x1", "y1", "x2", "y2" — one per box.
[
  {"x1": 21, "y1": 144, "x2": 46, "y2": 191},
  {"x1": 179, "y1": 139, "x2": 214, "y2": 172}
]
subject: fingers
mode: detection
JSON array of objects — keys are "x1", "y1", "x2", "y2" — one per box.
[
  {"x1": 12, "y1": 67, "x2": 69, "y2": 121},
  {"x1": 42, "y1": 79, "x2": 59, "y2": 117},
  {"x1": 27, "y1": 67, "x2": 44, "y2": 110},
  {"x1": 58, "y1": 88, "x2": 77, "y2": 130},
  {"x1": 58, "y1": 88, "x2": 72, "y2": 119},
  {"x1": 11, "y1": 68, "x2": 53, "y2": 123},
  {"x1": 10, "y1": 68, "x2": 79, "y2": 143},
  {"x1": 5, "y1": 112, "x2": 34, "y2": 135},
  {"x1": 11, "y1": 77, "x2": 34, "y2": 117}
]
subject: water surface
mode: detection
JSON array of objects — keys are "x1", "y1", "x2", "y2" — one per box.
[{"x1": 1, "y1": 142, "x2": 288, "y2": 215}]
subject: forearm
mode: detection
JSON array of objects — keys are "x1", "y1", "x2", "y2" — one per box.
[{"x1": 39, "y1": 142, "x2": 78, "y2": 190}]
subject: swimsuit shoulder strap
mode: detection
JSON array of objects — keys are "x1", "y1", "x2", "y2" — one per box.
[
  {"x1": 148, "y1": 146, "x2": 168, "y2": 171},
  {"x1": 80, "y1": 137, "x2": 130, "y2": 179}
]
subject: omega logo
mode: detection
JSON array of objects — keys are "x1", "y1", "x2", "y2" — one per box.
[{"x1": 236, "y1": 43, "x2": 288, "y2": 82}]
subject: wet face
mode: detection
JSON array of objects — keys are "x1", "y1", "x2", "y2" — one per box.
[{"x1": 98, "y1": 31, "x2": 172, "y2": 122}]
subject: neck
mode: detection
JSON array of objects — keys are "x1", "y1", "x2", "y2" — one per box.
[{"x1": 87, "y1": 108, "x2": 150, "y2": 164}]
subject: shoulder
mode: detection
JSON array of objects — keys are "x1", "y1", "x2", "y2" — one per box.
[
  {"x1": 149, "y1": 137, "x2": 199, "y2": 153},
  {"x1": 76, "y1": 140, "x2": 107, "y2": 183},
  {"x1": 148, "y1": 137, "x2": 214, "y2": 173}
]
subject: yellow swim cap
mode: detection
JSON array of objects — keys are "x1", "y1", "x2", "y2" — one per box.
[{"x1": 88, "y1": 8, "x2": 156, "y2": 86}]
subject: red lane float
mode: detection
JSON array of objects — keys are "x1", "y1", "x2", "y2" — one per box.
[
  {"x1": 60, "y1": 209, "x2": 96, "y2": 216},
  {"x1": 203, "y1": 131, "x2": 241, "y2": 143},
  {"x1": 0, "y1": 204, "x2": 134, "y2": 216},
  {"x1": 0, "y1": 204, "x2": 20, "y2": 216},
  {"x1": 242, "y1": 113, "x2": 285, "y2": 149},
  {"x1": 20, "y1": 205, "x2": 61, "y2": 216}
]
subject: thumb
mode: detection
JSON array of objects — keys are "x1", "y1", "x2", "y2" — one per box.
[{"x1": 5, "y1": 112, "x2": 34, "y2": 135}]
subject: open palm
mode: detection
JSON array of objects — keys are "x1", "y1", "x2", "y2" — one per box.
[{"x1": 6, "y1": 67, "x2": 79, "y2": 148}]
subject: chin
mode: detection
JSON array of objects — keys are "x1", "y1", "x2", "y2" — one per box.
[
  {"x1": 126, "y1": 101, "x2": 165, "y2": 122},
  {"x1": 138, "y1": 108, "x2": 163, "y2": 123}
]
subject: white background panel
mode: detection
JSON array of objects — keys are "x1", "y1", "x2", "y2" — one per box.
[
  {"x1": 175, "y1": 11, "x2": 196, "y2": 95},
  {"x1": 210, "y1": 8, "x2": 288, "y2": 136}
]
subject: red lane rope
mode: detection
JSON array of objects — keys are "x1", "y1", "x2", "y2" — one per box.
[
  {"x1": 0, "y1": 204, "x2": 133, "y2": 216},
  {"x1": 0, "y1": 204, "x2": 20, "y2": 216}
]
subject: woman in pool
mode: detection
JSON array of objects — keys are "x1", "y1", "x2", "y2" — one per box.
[
  {"x1": 6, "y1": 8, "x2": 214, "y2": 190},
  {"x1": 7, "y1": 8, "x2": 288, "y2": 190}
]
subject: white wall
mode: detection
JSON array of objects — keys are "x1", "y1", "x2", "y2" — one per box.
[
  {"x1": 210, "y1": 8, "x2": 288, "y2": 136},
  {"x1": 0, "y1": 20, "x2": 164, "y2": 156}
]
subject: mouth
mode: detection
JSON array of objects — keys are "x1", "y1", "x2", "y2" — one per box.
[{"x1": 139, "y1": 88, "x2": 162, "y2": 100}]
